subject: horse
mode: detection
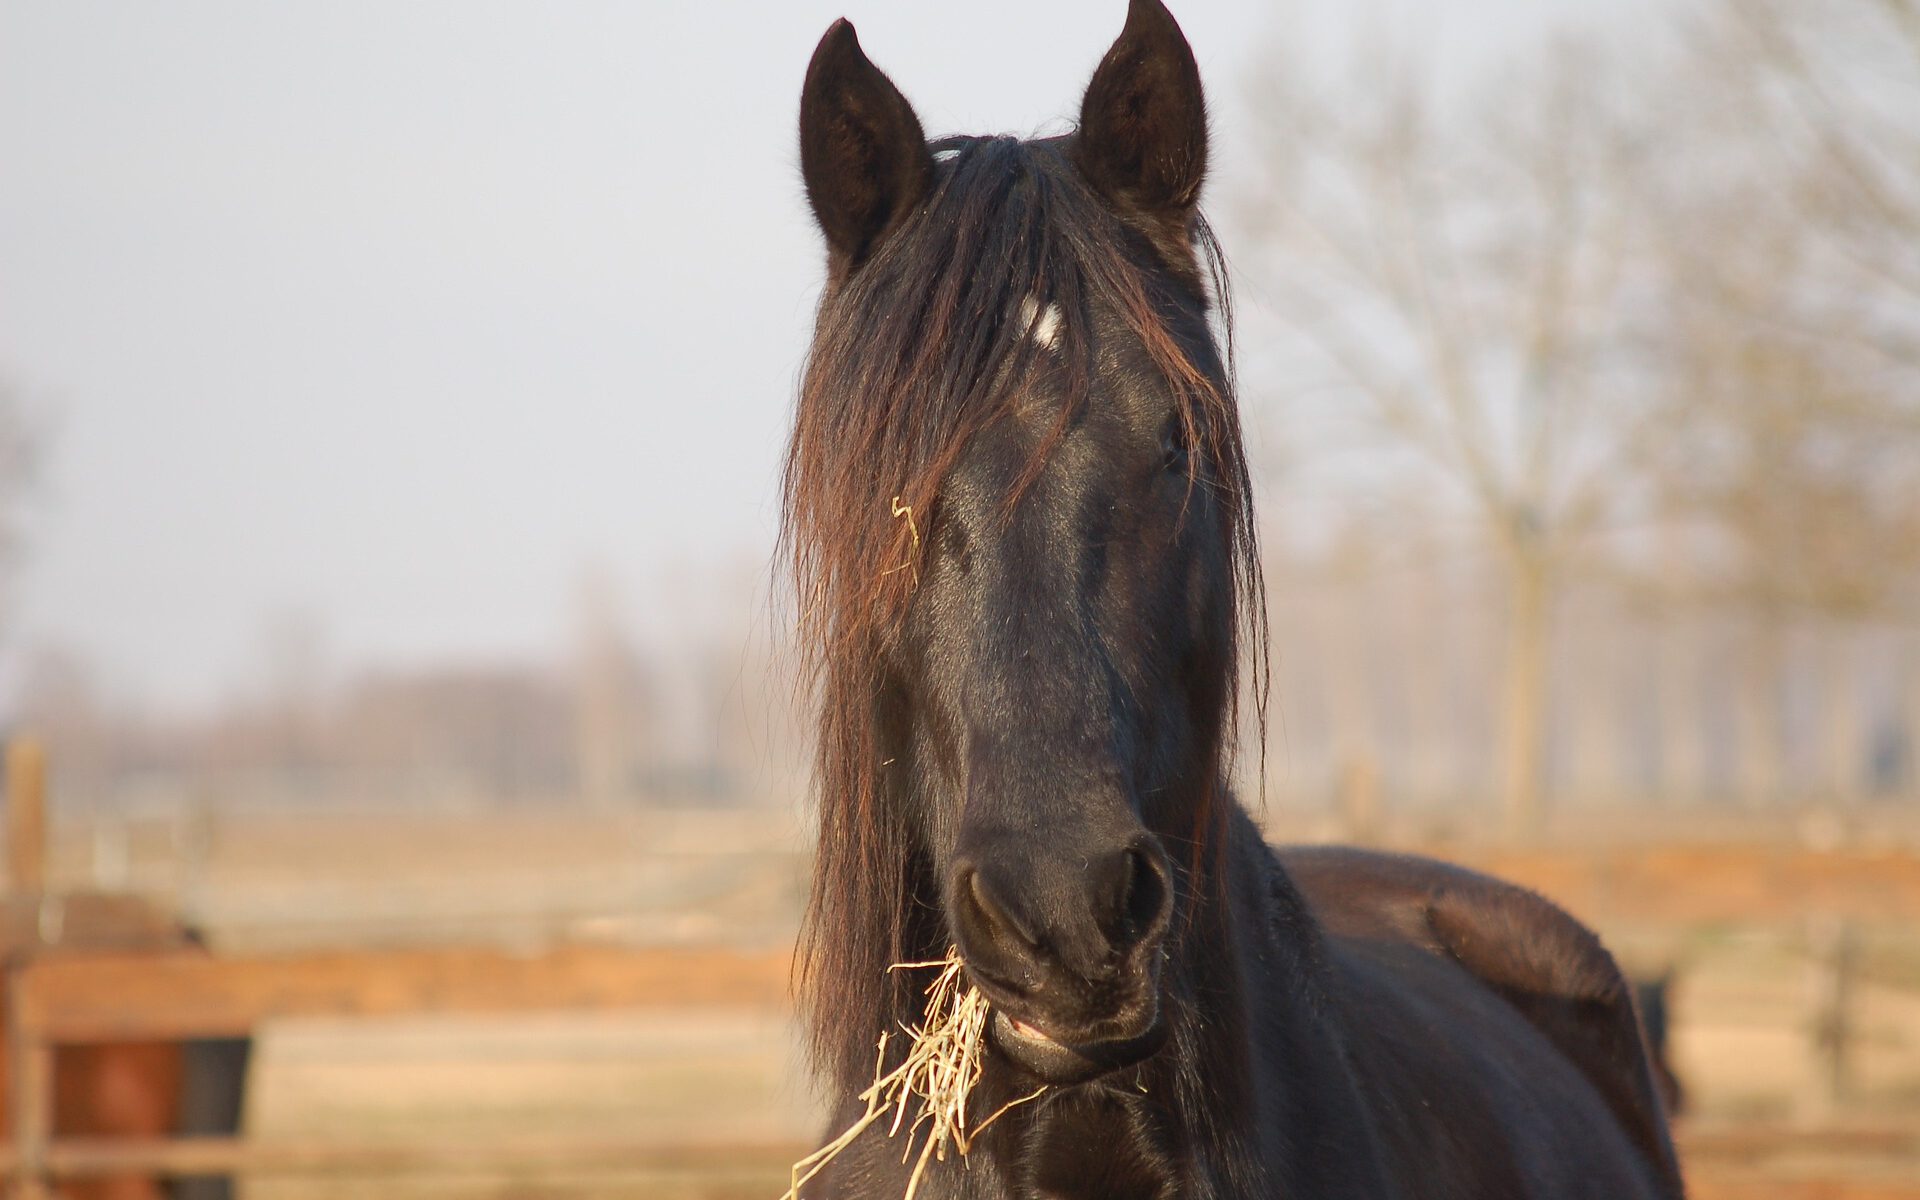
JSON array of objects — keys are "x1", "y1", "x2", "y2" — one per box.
[
  {"x1": 0, "y1": 1030, "x2": 246, "y2": 1200},
  {"x1": 0, "y1": 896, "x2": 250, "y2": 1200},
  {"x1": 782, "y1": 2, "x2": 1686, "y2": 1196}
]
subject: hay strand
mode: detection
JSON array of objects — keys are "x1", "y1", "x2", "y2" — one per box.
[
  {"x1": 782, "y1": 950, "x2": 1044, "y2": 1200},
  {"x1": 880, "y1": 495, "x2": 922, "y2": 582}
]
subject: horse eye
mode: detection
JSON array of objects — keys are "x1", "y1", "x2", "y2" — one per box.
[
  {"x1": 938, "y1": 513, "x2": 972, "y2": 573},
  {"x1": 1160, "y1": 416, "x2": 1192, "y2": 472}
]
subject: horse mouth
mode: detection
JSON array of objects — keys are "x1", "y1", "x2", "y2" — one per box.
[{"x1": 988, "y1": 1007, "x2": 1168, "y2": 1085}]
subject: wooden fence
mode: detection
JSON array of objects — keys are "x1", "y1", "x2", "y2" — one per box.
[
  {"x1": 7, "y1": 734, "x2": 1920, "y2": 1196},
  {"x1": 2, "y1": 942, "x2": 787, "y2": 1198},
  {"x1": 0, "y1": 738, "x2": 789, "y2": 1198}
]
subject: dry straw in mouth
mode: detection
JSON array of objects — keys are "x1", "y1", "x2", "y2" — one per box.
[{"x1": 782, "y1": 950, "x2": 1045, "y2": 1200}]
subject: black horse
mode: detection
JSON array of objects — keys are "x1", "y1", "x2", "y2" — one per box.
[{"x1": 783, "y1": 3, "x2": 1684, "y2": 1197}]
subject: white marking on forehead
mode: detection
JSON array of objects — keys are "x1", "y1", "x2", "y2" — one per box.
[{"x1": 1018, "y1": 295, "x2": 1063, "y2": 350}]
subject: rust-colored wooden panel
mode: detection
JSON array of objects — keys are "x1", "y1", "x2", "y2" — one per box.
[
  {"x1": 1680, "y1": 1121, "x2": 1920, "y2": 1160},
  {"x1": 1455, "y1": 845, "x2": 1920, "y2": 925},
  {"x1": 1686, "y1": 1175, "x2": 1920, "y2": 1200},
  {"x1": 12, "y1": 944, "x2": 790, "y2": 1043},
  {"x1": 1679, "y1": 1121, "x2": 1920, "y2": 1200}
]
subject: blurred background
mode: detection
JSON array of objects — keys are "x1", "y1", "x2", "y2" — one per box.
[{"x1": 1, "y1": 0, "x2": 1917, "y2": 1197}]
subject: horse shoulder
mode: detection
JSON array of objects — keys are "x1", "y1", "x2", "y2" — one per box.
[{"x1": 1276, "y1": 846, "x2": 1684, "y2": 1200}]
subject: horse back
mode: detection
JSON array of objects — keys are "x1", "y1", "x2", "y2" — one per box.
[{"x1": 1278, "y1": 846, "x2": 1685, "y2": 1199}]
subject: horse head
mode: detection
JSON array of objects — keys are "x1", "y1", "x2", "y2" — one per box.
[{"x1": 788, "y1": 0, "x2": 1260, "y2": 1088}]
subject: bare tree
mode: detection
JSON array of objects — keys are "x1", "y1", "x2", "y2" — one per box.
[
  {"x1": 1712, "y1": 0, "x2": 1920, "y2": 344},
  {"x1": 1236, "y1": 45, "x2": 1661, "y2": 834},
  {"x1": 1671, "y1": 0, "x2": 1920, "y2": 516},
  {"x1": 1638, "y1": 0, "x2": 1920, "y2": 802}
]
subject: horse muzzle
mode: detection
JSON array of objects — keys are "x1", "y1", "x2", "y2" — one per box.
[
  {"x1": 988, "y1": 999, "x2": 1169, "y2": 1084},
  {"x1": 947, "y1": 819, "x2": 1176, "y2": 1083}
]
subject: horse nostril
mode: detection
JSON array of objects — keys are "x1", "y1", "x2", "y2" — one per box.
[
  {"x1": 1107, "y1": 843, "x2": 1173, "y2": 954},
  {"x1": 957, "y1": 864, "x2": 1040, "y2": 952}
]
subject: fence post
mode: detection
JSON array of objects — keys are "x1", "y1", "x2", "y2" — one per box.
[
  {"x1": 5, "y1": 739, "x2": 52, "y2": 1199},
  {"x1": 7, "y1": 740, "x2": 46, "y2": 897},
  {"x1": 1336, "y1": 756, "x2": 1381, "y2": 845},
  {"x1": 1804, "y1": 916, "x2": 1858, "y2": 1120},
  {"x1": 6, "y1": 967, "x2": 53, "y2": 1200}
]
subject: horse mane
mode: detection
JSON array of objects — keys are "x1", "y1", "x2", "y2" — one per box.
[{"x1": 780, "y1": 133, "x2": 1267, "y2": 1088}]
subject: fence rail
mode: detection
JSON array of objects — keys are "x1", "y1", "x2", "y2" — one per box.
[{"x1": 0, "y1": 1135, "x2": 804, "y2": 1182}]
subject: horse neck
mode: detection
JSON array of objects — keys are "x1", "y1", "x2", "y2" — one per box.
[
  {"x1": 1161, "y1": 802, "x2": 1328, "y2": 1185},
  {"x1": 1095, "y1": 798, "x2": 1395, "y2": 1200}
]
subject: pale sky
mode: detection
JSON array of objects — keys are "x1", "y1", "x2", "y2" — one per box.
[{"x1": 0, "y1": 0, "x2": 1670, "y2": 712}]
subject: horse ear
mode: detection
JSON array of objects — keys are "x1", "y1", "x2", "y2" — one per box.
[
  {"x1": 800, "y1": 19, "x2": 935, "y2": 275},
  {"x1": 1075, "y1": 0, "x2": 1208, "y2": 240}
]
